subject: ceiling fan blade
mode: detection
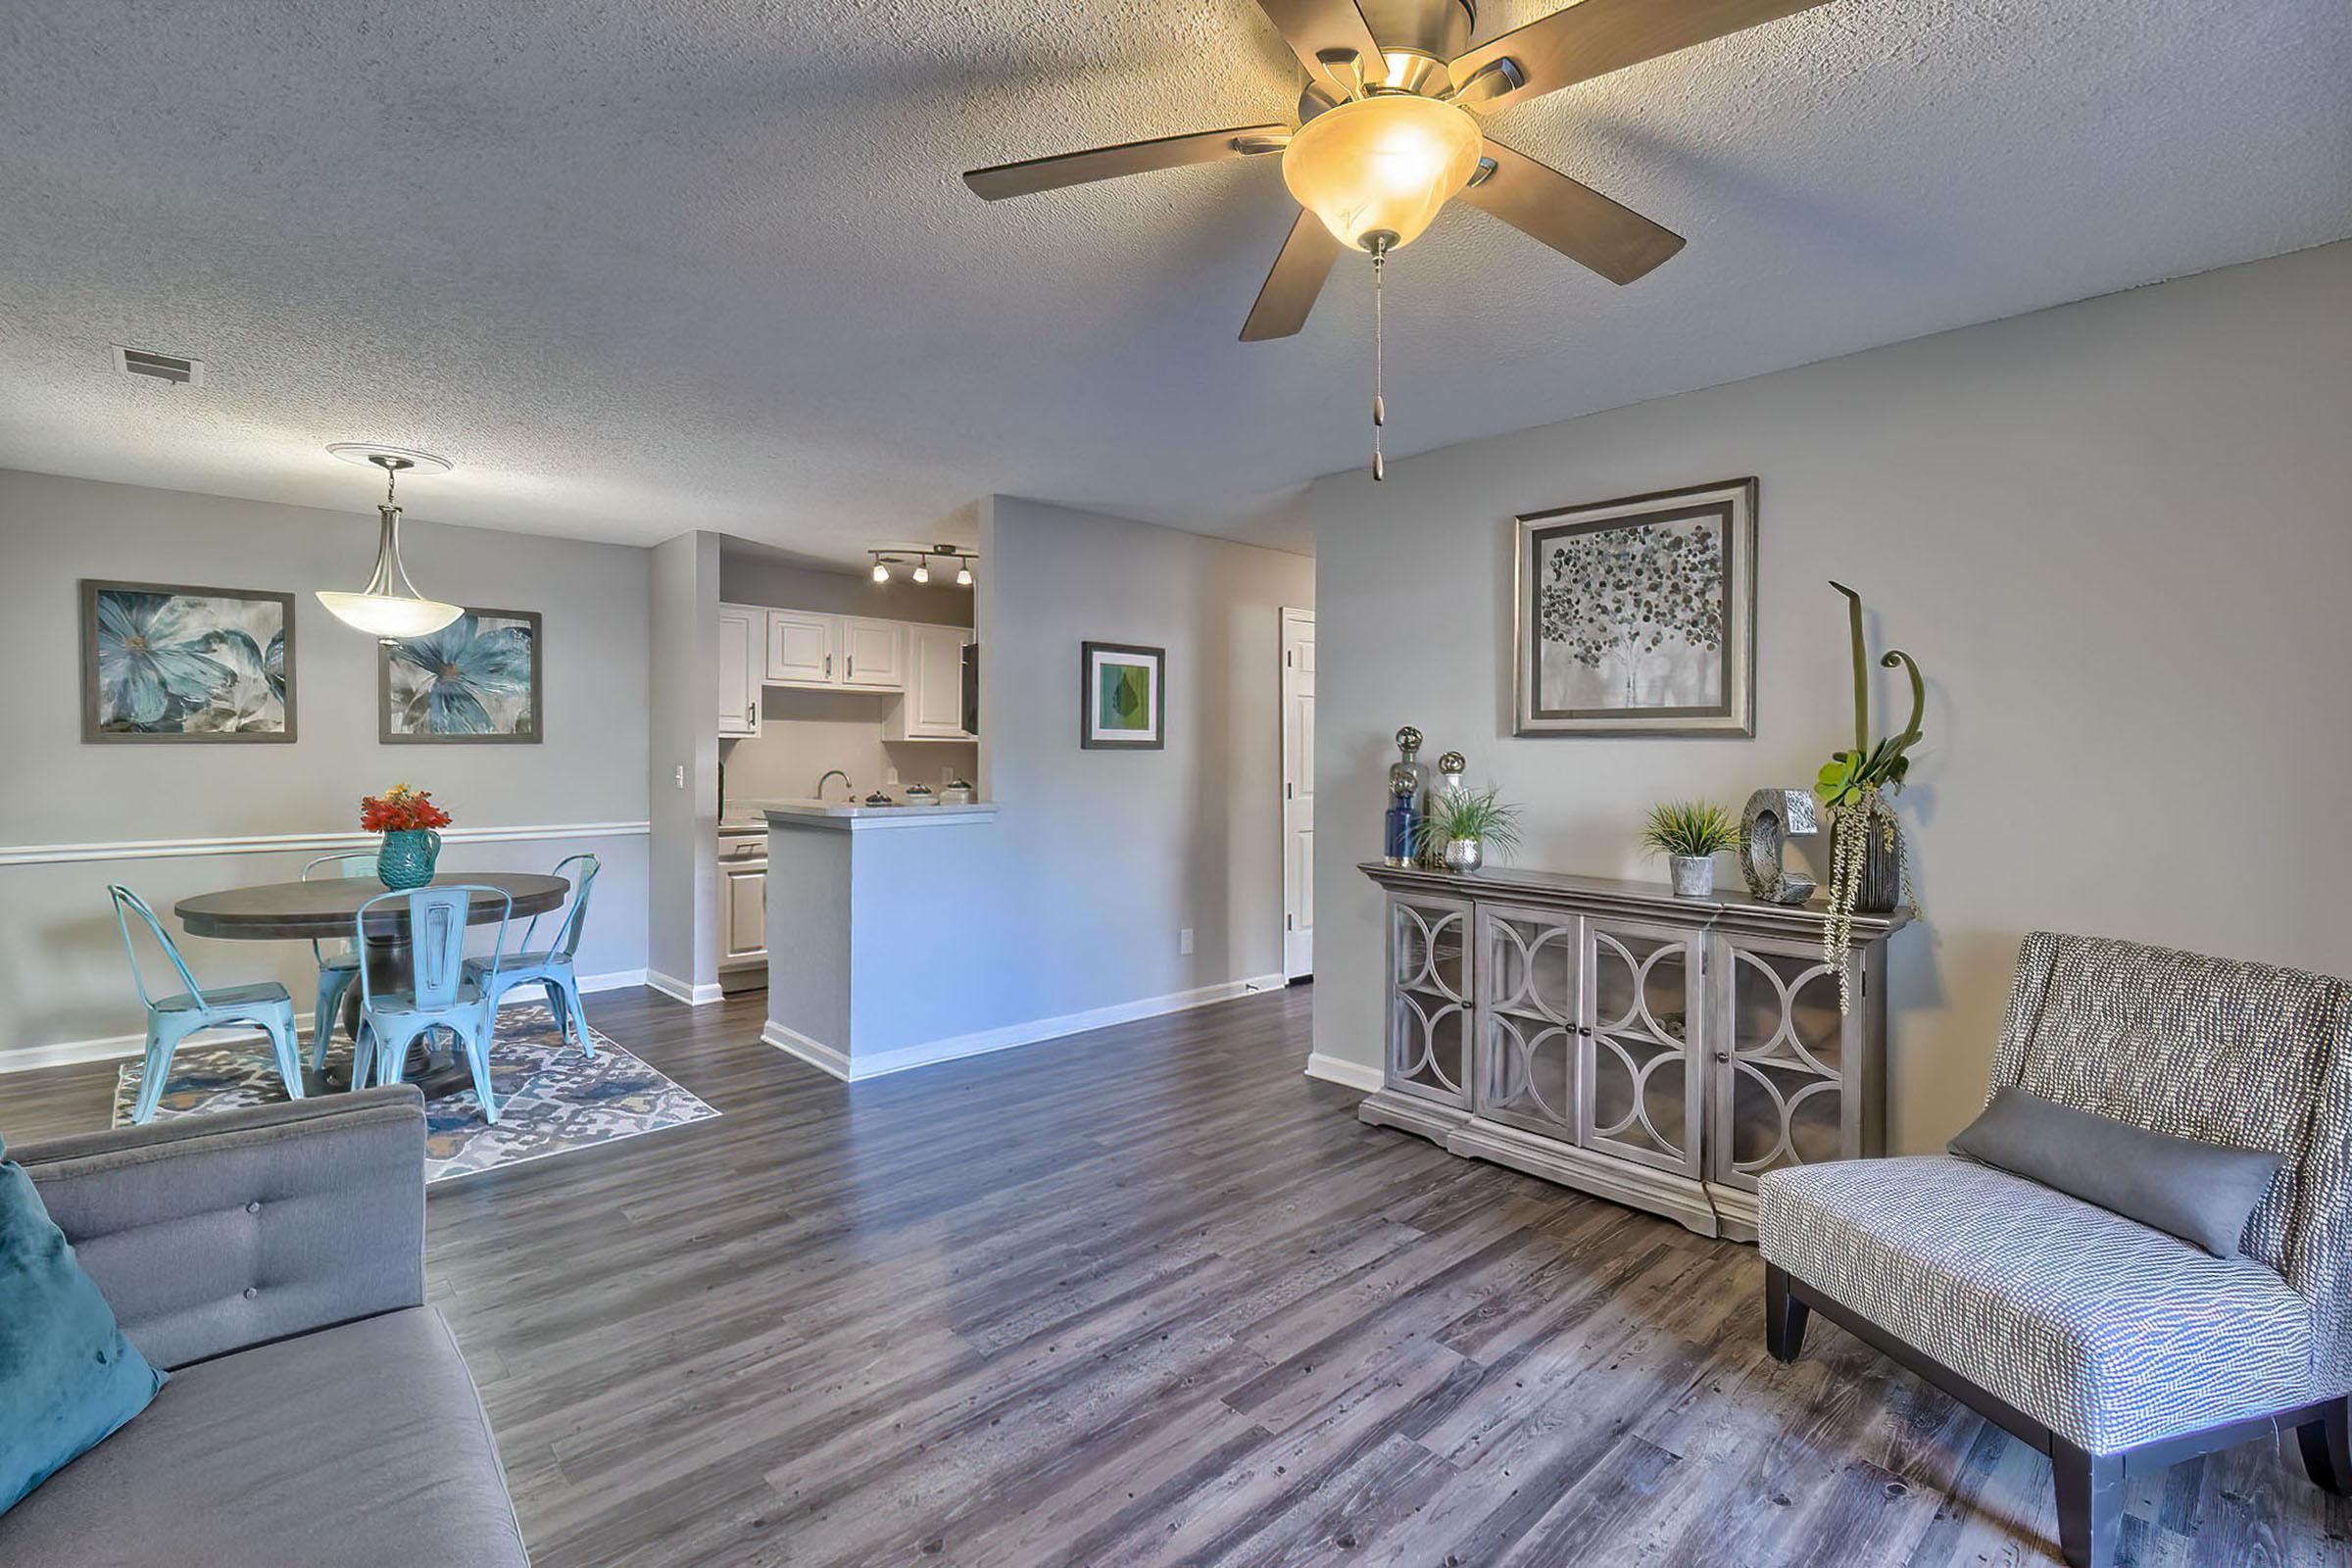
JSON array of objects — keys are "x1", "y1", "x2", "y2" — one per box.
[
  {"x1": 963, "y1": 123, "x2": 1291, "y2": 201},
  {"x1": 1456, "y1": 140, "x2": 1685, "y2": 284},
  {"x1": 1448, "y1": 0, "x2": 1834, "y2": 114},
  {"x1": 1251, "y1": 0, "x2": 1386, "y2": 92},
  {"x1": 1240, "y1": 210, "x2": 1341, "y2": 341}
]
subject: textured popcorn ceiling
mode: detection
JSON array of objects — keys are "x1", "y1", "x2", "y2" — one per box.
[{"x1": 1, "y1": 0, "x2": 2346, "y2": 561}]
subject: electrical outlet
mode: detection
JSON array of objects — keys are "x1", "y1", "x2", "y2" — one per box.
[
  {"x1": 673, "y1": 764, "x2": 686, "y2": 789},
  {"x1": 1179, "y1": 928, "x2": 1194, "y2": 956}
]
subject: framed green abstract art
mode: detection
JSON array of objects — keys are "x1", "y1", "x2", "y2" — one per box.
[{"x1": 1080, "y1": 641, "x2": 1164, "y2": 751}]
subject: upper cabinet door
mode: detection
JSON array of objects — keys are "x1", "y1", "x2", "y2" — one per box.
[
  {"x1": 766, "y1": 610, "x2": 841, "y2": 687},
  {"x1": 717, "y1": 604, "x2": 760, "y2": 735},
  {"x1": 893, "y1": 623, "x2": 973, "y2": 739},
  {"x1": 839, "y1": 616, "x2": 906, "y2": 690}
]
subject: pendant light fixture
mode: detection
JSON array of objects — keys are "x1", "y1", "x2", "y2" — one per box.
[{"x1": 317, "y1": 445, "x2": 464, "y2": 638}]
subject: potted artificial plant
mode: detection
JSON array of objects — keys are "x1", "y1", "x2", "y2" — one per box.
[
  {"x1": 1414, "y1": 785, "x2": 1523, "y2": 875},
  {"x1": 1642, "y1": 800, "x2": 1740, "y2": 898},
  {"x1": 1815, "y1": 580, "x2": 1925, "y2": 1008}
]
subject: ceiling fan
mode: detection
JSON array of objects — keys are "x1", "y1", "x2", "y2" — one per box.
[{"x1": 963, "y1": 0, "x2": 1837, "y2": 344}]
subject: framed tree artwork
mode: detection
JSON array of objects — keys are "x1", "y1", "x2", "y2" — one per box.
[
  {"x1": 80, "y1": 579, "x2": 296, "y2": 742},
  {"x1": 379, "y1": 608, "x2": 543, "y2": 743},
  {"x1": 1080, "y1": 641, "x2": 1164, "y2": 750},
  {"x1": 1512, "y1": 478, "x2": 1757, "y2": 737}
]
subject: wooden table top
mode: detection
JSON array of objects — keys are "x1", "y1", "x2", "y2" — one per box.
[{"x1": 176, "y1": 872, "x2": 569, "y2": 940}]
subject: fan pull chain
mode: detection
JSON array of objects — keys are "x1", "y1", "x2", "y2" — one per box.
[{"x1": 1370, "y1": 239, "x2": 1388, "y2": 482}]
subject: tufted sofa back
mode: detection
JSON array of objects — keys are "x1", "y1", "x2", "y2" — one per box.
[
  {"x1": 18, "y1": 1087, "x2": 426, "y2": 1370},
  {"x1": 1989, "y1": 931, "x2": 2352, "y2": 1389}
]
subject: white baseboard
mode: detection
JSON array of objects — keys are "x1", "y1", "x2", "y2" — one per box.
[
  {"x1": 0, "y1": 968, "x2": 652, "y2": 1075},
  {"x1": 760, "y1": 1019, "x2": 852, "y2": 1081},
  {"x1": 759, "y1": 971, "x2": 1290, "y2": 1084},
  {"x1": 646, "y1": 970, "x2": 724, "y2": 1006},
  {"x1": 1303, "y1": 1053, "x2": 1384, "y2": 1094}
]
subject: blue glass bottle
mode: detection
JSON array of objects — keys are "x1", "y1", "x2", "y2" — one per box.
[{"x1": 1384, "y1": 725, "x2": 1425, "y2": 868}]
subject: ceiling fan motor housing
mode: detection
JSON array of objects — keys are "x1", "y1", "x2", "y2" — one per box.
[{"x1": 1300, "y1": 0, "x2": 1476, "y2": 116}]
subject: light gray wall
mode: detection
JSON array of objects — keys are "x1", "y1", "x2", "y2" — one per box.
[
  {"x1": 977, "y1": 496, "x2": 1314, "y2": 1016},
  {"x1": 0, "y1": 468, "x2": 651, "y2": 1058},
  {"x1": 647, "y1": 530, "x2": 719, "y2": 992},
  {"x1": 1310, "y1": 240, "x2": 2352, "y2": 1152},
  {"x1": 719, "y1": 549, "x2": 974, "y2": 629}
]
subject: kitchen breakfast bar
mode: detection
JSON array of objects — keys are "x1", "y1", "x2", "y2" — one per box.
[{"x1": 756, "y1": 800, "x2": 1005, "y2": 1080}]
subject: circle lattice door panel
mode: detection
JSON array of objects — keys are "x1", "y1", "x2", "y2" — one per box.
[
  {"x1": 1479, "y1": 910, "x2": 1579, "y2": 1137},
  {"x1": 1581, "y1": 923, "x2": 1699, "y2": 1175},
  {"x1": 1390, "y1": 899, "x2": 1471, "y2": 1104},
  {"x1": 1723, "y1": 946, "x2": 1849, "y2": 1185}
]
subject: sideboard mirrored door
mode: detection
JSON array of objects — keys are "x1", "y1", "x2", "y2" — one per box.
[
  {"x1": 1474, "y1": 904, "x2": 1581, "y2": 1142},
  {"x1": 1710, "y1": 933, "x2": 1871, "y2": 1194},
  {"x1": 1387, "y1": 894, "x2": 1473, "y2": 1107},
  {"x1": 1579, "y1": 918, "x2": 1704, "y2": 1178}
]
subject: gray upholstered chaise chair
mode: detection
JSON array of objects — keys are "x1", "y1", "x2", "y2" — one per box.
[
  {"x1": 1758, "y1": 931, "x2": 2352, "y2": 1568},
  {"x1": 0, "y1": 1086, "x2": 529, "y2": 1567}
]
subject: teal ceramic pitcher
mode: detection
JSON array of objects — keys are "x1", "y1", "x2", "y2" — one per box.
[{"x1": 377, "y1": 828, "x2": 441, "y2": 889}]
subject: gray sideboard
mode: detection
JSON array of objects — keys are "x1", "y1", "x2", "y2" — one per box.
[{"x1": 1358, "y1": 860, "x2": 1910, "y2": 1241}]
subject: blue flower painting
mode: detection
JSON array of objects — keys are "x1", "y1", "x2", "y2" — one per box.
[
  {"x1": 382, "y1": 609, "x2": 541, "y2": 741},
  {"x1": 83, "y1": 582, "x2": 294, "y2": 740}
]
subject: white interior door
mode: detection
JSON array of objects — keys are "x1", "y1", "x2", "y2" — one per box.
[{"x1": 1282, "y1": 607, "x2": 1315, "y2": 979}]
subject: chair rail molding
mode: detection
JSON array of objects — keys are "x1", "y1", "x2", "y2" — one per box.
[{"x1": 0, "y1": 820, "x2": 652, "y2": 868}]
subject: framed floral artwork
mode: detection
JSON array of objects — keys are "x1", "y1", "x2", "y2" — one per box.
[
  {"x1": 1511, "y1": 478, "x2": 1757, "y2": 737},
  {"x1": 1080, "y1": 641, "x2": 1164, "y2": 751},
  {"x1": 81, "y1": 579, "x2": 296, "y2": 742},
  {"x1": 379, "y1": 608, "x2": 543, "y2": 743}
]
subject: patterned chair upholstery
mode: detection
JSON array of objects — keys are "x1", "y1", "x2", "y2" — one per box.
[{"x1": 1757, "y1": 931, "x2": 2352, "y2": 1568}]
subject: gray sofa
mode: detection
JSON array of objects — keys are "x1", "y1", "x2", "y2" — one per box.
[{"x1": 0, "y1": 1086, "x2": 529, "y2": 1566}]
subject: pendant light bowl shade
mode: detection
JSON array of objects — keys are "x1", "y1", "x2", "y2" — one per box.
[
  {"x1": 318, "y1": 451, "x2": 465, "y2": 638},
  {"x1": 316, "y1": 586, "x2": 465, "y2": 638},
  {"x1": 1282, "y1": 94, "x2": 1483, "y2": 252}
]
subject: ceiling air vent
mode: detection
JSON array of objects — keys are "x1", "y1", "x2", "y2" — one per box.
[{"x1": 112, "y1": 345, "x2": 204, "y2": 386}]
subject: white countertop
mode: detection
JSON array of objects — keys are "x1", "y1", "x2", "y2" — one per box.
[{"x1": 747, "y1": 796, "x2": 998, "y2": 829}]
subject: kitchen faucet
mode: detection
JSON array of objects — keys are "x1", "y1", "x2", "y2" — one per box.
[{"x1": 814, "y1": 769, "x2": 853, "y2": 802}]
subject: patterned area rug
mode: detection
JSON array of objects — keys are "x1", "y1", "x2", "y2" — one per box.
[{"x1": 113, "y1": 1002, "x2": 719, "y2": 1183}]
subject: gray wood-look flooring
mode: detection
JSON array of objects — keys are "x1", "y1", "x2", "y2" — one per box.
[{"x1": 6, "y1": 985, "x2": 2347, "y2": 1567}]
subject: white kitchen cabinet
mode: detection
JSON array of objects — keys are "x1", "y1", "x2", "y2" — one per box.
[
  {"x1": 717, "y1": 603, "x2": 761, "y2": 736},
  {"x1": 839, "y1": 617, "x2": 906, "y2": 691},
  {"x1": 888, "y1": 622, "x2": 974, "y2": 741},
  {"x1": 719, "y1": 830, "x2": 768, "y2": 979},
  {"x1": 765, "y1": 610, "x2": 841, "y2": 687}
]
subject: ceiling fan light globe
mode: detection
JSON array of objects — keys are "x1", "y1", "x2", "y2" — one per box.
[
  {"x1": 1282, "y1": 94, "x2": 1482, "y2": 252},
  {"x1": 315, "y1": 590, "x2": 466, "y2": 639}
]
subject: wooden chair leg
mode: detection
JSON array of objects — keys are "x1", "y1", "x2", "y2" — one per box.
[
  {"x1": 2299, "y1": 1397, "x2": 2352, "y2": 1496},
  {"x1": 2051, "y1": 1440, "x2": 2123, "y2": 1568},
  {"x1": 1763, "y1": 1262, "x2": 1810, "y2": 1363}
]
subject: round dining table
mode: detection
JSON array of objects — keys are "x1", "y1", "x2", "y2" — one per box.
[{"x1": 176, "y1": 872, "x2": 569, "y2": 1096}]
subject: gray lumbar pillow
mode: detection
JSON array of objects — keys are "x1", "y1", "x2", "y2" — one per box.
[{"x1": 1948, "y1": 1087, "x2": 2284, "y2": 1258}]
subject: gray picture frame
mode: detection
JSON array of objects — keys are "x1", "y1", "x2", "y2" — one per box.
[
  {"x1": 378, "y1": 606, "x2": 545, "y2": 745},
  {"x1": 80, "y1": 578, "x2": 297, "y2": 743},
  {"x1": 1512, "y1": 478, "x2": 1758, "y2": 737},
  {"x1": 1080, "y1": 641, "x2": 1165, "y2": 751}
]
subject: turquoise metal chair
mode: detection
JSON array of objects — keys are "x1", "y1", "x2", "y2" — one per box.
[
  {"x1": 464, "y1": 853, "x2": 599, "y2": 1058},
  {"x1": 353, "y1": 885, "x2": 510, "y2": 1124},
  {"x1": 303, "y1": 849, "x2": 379, "y2": 1069},
  {"x1": 110, "y1": 884, "x2": 302, "y2": 1125}
]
